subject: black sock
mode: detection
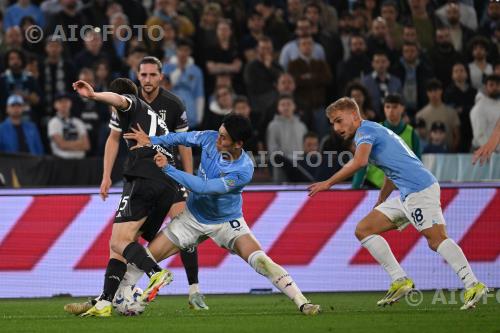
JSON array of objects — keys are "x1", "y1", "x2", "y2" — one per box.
[
  {"x1": 122, "y1": 242, "x2": 162, "y2": 277},
  {"x1": 101, "y1": 258, "x2": 127, "y2": 302},
  {"x1": 180, "y1": 248, "x2": 199, "y2": 285}
]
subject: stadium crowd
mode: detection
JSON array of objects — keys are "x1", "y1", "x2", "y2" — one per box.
[{"x1": 0, "y1": 0, "x2": 498, "y2": 185}]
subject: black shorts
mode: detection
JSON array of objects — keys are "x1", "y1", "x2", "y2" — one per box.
[
  {"x1": 114, "y1": 177, "x2": 179, "y2": 241},
  {"x1": 173, "y1": 182, "x2": 187, "y2": 203}
]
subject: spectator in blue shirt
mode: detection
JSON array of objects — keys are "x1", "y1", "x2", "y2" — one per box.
[
  {"x1": 4, "y1": 0, "x2": 45, "y2": 30},
  {"x1": 163, "y1": 39, "x2": 205, "y2": 129},
  {"x1": 0, "y1": 94, "x2": 43, "y2": 155}
]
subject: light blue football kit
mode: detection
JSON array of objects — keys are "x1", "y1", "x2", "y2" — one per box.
[
  {"x1": 151, "y1": 130, "x2": 254, "y2": 225},
  {"x1": 354, "y1": 120, "x2": 437, "y2": 200}
]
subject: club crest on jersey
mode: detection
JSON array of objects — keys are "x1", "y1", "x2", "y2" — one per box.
[
  {"x1": 158, "y1": 110, "x2": 167, "y2": 121},
  {"x1": 225, "y1": 179, "x2": 236, "y2": 187}
]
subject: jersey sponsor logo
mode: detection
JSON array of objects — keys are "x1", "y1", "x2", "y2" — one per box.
[
  {"x1": 152, "y1": 144, "x2": 173, "y2": 158},
  {"x1": 224, "y1": 179, "x2": 236, "y2": 187}
]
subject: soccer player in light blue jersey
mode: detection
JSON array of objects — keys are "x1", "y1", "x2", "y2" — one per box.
[
  {"x1": 123, "y1": 114, "x2": 321, "y2": 315},
  {"x1": 308, "y1": 97, "x2": 487, "y2": 310}
]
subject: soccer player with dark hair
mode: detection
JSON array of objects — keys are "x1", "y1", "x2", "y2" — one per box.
[
  {"x1": 123, "y1": 114, "x2": 321, "y2": 316},
  {"x1": 71, "y1": 77, "x2": 176, "y2": 317}
]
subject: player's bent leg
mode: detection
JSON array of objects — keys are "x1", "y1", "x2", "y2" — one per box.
[
  {"x1": 234, "y1": 235, "x2": 320, "y2": 316},
  {"x1": 420, "y1": 225, "x2": 488, "y2": 309},
  {"x1": 356, "y1": 210, "x2": 414, "y2": 306}
]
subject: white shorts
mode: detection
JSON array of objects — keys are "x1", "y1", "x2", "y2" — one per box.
[
  {"x1": 375, "y1": 183, "x2": 446, "y2": 232},
  {"x1": 162, "y1": 208, "x2": 252, "y2": 252}
]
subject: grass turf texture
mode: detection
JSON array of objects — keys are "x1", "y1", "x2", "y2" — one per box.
[{"x1": 1, "y1": 292, "x2": 499, "y2": 333}]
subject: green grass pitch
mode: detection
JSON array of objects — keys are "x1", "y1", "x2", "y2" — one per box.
[{"x1": 1, "y1": 292, "x2": 499, "y2": 333}]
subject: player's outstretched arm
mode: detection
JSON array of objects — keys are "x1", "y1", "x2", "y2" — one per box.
[
  {"x1": 154, "y1": 153, "x2": 236, "y2": 195},
  {"x1": 73, "y1": 80, "x2": 129, "y2": 110},
  {"x1": 124, "y1": 127, "x2": 216, "y2": 150},
  {"x1": 308, "y1": 143, "x2": 372, "y2": 197},
  {"x1": 472, "y1": 119, "x2": 500, "y2": 165}
]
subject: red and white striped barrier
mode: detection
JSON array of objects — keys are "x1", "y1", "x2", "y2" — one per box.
[{"x1": 0, "y1": 187, "x2": 498, "y2": 297}]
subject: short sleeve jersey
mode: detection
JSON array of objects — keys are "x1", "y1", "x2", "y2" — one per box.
[{"x1": 109, "y1": 94, "x2": 173, "y2": 182}]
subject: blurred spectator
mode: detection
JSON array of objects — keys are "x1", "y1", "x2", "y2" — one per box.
[
  {"x1": 285, "y1": 0, "x2": 303, "y2": 31},
  {"x1": 74, "y1": 29, "x2": 113, "y2": 73},
  {"x1": 279, "y1": 17, "x2": 326, "y2": 70},
  {"x1": 352, "y1": 93, "x2": 421, "y2": 189},
  {"x1": 415, "y1": 117, "x2": 428, "y2": 153},
  {"x1": 366, "y1": 17, "x2": 396, "y2": 62},
  {"x1": 381, "y1": 1, "x2": 403, "y2": 51},
  {"x1": 416, "y1": 79, "x2": 460, "y2": 152},
  {"x1": 254, "y1": 0, "x2": 291, "y2": 51},
  {"x1": 402, "y1": 24, "x2": 420, "y2": 49},
  {"x1": 19, "y1": 15, "x2": 43, "y2": 55},
  {"x1": 194, "y1": 2, "x2": 222, "y2": 67},
  {"x1": 205, "y1": 85, "x2": 234, "y2": 130},
  {"x1": 107, "y1": 12, "x2": 132, "y2": 61},
  {"x1": 282, "y1": 131, "x2": 330, "y2": 182},
  {"x1": 479, "y1": 2, "x2": 499, "y2": 39},
  {"x1": 233, "y1": 95, "x2": 261, "y2": 154},
  {"x1": 306, "y1": 0, "x2": 338, "y2": 36},
  {"x1": 470, "y1": 74, "x2": 500, "y2": 153},
  {"x1": 94, "y1": 59, "x2": 112, "y2": 92},
  {"x1": 0, "y1": 94, "x2": 43, "y2": 155},
  {"x1": 428, "y1": 26, "x2": 462, "y2": 88},
  {"x1": 45, "y1": 0, "x2": 88, "y2": 57},
  {"x1": 266, "y1": 94, "x2": 307, "y2": 183},
  {"x1": 163, "y1": 38, "x2": 205, "y2": 129},
  {"x1": 392, "y1": 41, "x2": 433, "y2": 118},
  {"x1": 47, "y1": 93, "x2": 89, "y2": 159},
  {"x1": 288, "y1": 35, "x2": 332, "y2": 136},
  {"x1": 361, "y1": 51, "x2": 402, "y2": 118},
  {"x1": 147, "y1": 0, "x2": 194, "y2": 39},
  {"x1": 338, "y1": 12, "x2": 356, "y2": 61},
  {"x1": 205, "y1": 19, "x2": 243, "y2": 94},
  {"x1": 38, "y1": 36, "x2": 76, "y2": 120},
  {"x1": 443, "y1": 62, "x2": 477, "y2": 152},
  {"x1": 82, "y1": 0, "x2": 110, "y2": 28},
  {"x1": 0, "y1": 26, "x2": 24, "y2": 53},
  {"x1": 423, "y1": 121, "x2": 448, "y2": 153},
  {"x1": 260, "y1": 72, "x2": 296, "y2": 143},
  {"x1": 441, "y1": 2, "x2": 475, "y2": 53},
  {"x1": 345, "y1": 81, "x2": 376, "y2": 121},
  {"x1": 467, "y1": 36, "x2": 493, "y2": 92},
  {"x1": 4, "y1": 0, "x2": 45, "y2": 30},
  {"x1": 244, "y1": 36, "x2": 282, "y2": 115},
  {"x1": 124, "y1": 47, "x2": 147, "y2": 84},
  {"x1": 241, "y1": 11, "x2": 265, "y2": 62},
  {"x1": 0, "y1": 49, "x2": 40, "y2": 121},
  {"x1": 159, "y1": 20, "x2": 178, "y2": 63},
  {"x1": 436, "y1": 0, "x2": 478, "y2": 31},
  {"x1": 73, "y1": 67, "x2": 107, "y2": 156},
  {"x1": 218, "y1": 0, "x2": 246, "y2": 41},
  {"x1": 408, "y1": 0, "x2": 435, "y2": 51},
  {"x1": 336, "y1": 34, "x2": 372, "y2": 92},
  {"x1": 306, "y1": 3, "x2": 343, "y2": 84}
]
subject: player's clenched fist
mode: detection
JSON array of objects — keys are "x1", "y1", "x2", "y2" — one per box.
[{"x1": 154, "y1": 152, "x2": 168, "y2": 168}]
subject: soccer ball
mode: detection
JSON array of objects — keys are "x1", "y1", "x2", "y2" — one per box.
[{"x1": 113, "y1": 285, "x2": 145, "y2": 316}]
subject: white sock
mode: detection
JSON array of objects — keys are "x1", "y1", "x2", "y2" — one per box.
[
  {"x1": 189, "y1": 283, "x2": 200, "y2": 295},
  {"x1": 361, "y1": 235, "x2": 407, "y2": 282},
  {"x1": 121, "y1": 263, "x2": 145, "y2": 288},
  {"x1": 436, "y1": 238, "x2": 478, "y2": 289},
  {"x1": 248, "y1": 251, "x2": 308, "y2": 308}
]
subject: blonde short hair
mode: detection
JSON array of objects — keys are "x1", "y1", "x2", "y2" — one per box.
[{"x1": 325, "y1": 97, "x2": 360, "y2": 116}]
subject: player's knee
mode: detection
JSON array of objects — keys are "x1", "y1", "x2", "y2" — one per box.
[
  {"x1": 248, "y1": 250, "x2": 282, "y2": 277},
  {"x1": 355, "y1": 223, "x2": 373, "y2": 241},
  {"x1": 426, "y1": 236, "x2": 448, "y2": 251}
]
